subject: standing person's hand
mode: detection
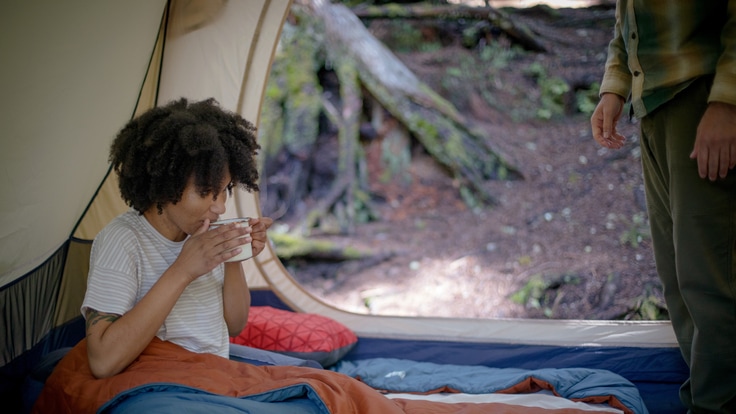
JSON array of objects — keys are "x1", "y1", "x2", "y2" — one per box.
[
  {"x1": 591, "y1": 93, "x2": 627, "y2": 149},
  {"x1": 691, "y1": 101, "x2": 736, "y2": 181}
]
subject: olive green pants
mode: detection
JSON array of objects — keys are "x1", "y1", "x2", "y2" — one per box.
[{"x1": 640, "y1": 76, "x2": 736, "y2": 413}]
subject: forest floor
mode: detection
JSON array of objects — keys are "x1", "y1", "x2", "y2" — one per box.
[{"x1": 276, "y1": 0, "x2": 669, "y2": 321}]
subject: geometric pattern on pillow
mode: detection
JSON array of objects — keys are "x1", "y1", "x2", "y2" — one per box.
[{"x1": 230, "y1": 306, "x2": 358, "y2": 367}]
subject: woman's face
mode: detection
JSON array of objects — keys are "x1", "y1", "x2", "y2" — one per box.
[{"x1": 148, "y1": 172, "x2": 232, "y2": 241}]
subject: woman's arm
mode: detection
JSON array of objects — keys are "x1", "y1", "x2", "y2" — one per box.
[
  {"x1": 85, "y1": 267, "x2": 190, "y2": 378},
  {"x1": 222, "y1": 261, "x2": 250, "y2": 336},
  {"x1": 86, "y1": 220, "x2": 251, "y2": 378}
]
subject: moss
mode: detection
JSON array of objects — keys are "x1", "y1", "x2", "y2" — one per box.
[
  {"x1": 271, "y1": 232, "x2": 332, "y2": 259},
  {"x1": 383, "y1": 3, "x2": 407, "y2": 18},
  {"x1": 259, "y1": 19, "x2": 324, "y2": 157},
  {"x1": 270, "y1": 231, "x2": 365, "y2": 260}
]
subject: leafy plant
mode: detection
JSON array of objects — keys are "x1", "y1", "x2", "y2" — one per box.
[
  {"x1": 619, "y1": 212, "x2": 650, "y2": 248},
  {"x1": 477, "y1": 40, "x2": 522, "y2": 69},
  {"x1": 624, "y1": 285, "x2": 669, "y2": 320},
  {"x1": 575, "y1": 82, "x2": 600, "y2": 115},
  {"x1": 510, "y1": 274, "x2": 547, "y2": 306},
  {"x1": 382, "y1": 21, "x2": 441, "y2": 53},
  {"x1": 511, "y1": 273, "x2": 580, "y2": 318},
  {"x1": 524, "y1": 62, "x2": 570, "y2": 120}
]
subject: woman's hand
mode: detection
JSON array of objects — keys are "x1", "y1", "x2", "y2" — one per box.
[
  {"x1": 174, "y1": 220, "x2": 251, "y2": 281},
  {"x1": 248, "y1": 217, "x2": 273, "y2": 257}
]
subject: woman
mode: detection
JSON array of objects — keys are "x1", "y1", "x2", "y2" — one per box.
[{"x1": 82, "y1": 98, "x2": 273, "y2": 378}]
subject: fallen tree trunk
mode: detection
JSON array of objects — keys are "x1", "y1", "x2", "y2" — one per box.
[
  {"x1": 351, "y1": 2, "x2": 546, "y2": 52},
  {"x1": 307, "y1": 0, "x2": 523, "y2": 206},
  {"x1": 259, "y1": 1, "x2": 524, "y2": 235},
  {"x1": 271, "y1": 231, "x2": 372, "y2": 261}
]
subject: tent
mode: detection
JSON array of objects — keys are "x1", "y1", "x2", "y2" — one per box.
[{"x1": 0, "y1": 1, "x2": 687, "y2": 413}]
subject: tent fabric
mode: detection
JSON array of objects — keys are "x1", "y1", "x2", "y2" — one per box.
[
  {"x1": 1, "y1": 246, "x2": 67, "y2": 366},
  {"x1": 0, "y1": 0, "x2": 168, "y2": 286},
  {"x1": 1, "y1": 2, "x2": 292, "y2": 412},
  {"x1": 1, "y1": 0, "x2": 291, "y2": 358}
]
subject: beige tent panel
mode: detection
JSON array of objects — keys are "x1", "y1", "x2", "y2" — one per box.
[
  {"x1": 0, "y1": 0, "x2": 168, "y2": 286},
  {"x1": 73, "y1": 14, "x2": 168, "y2": 242},
  {"x1": 152, "y1": 0, "x2": 294, "y2": 290},
  {"x1": 60, "y1": 0, "x2": 292, "y2": 321}
]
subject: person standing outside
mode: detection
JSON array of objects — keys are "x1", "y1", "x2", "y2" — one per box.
[{"x1": 591, "y1": 1, "x2": 736, "y2": 412}]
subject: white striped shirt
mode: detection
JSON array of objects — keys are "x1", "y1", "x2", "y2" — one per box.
[{"x1": 81, "y1": 210, "x2": 229, "y2": 358}]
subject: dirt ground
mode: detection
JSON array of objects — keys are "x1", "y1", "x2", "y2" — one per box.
[{"x1": 276, "y1": 1, "x2": 668, "y2": 321}]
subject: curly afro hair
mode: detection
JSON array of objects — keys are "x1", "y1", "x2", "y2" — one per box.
[{"x1": 109, "y1": 98, "x2": 260, "y2": 214}]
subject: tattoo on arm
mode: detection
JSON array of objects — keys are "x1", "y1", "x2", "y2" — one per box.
[{"x1": 85, "y1": 309, "x2": 120, "y2": 332}]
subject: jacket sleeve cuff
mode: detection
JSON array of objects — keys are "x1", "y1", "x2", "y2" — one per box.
[
  {"x1": 709, "y1": 72, "x2": 736, "y2": 106},
  {"x1": 599, "y1": 71, "x2": 631, "y2": 100}
]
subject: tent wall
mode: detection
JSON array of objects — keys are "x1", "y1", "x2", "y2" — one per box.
[
  {"x1": 1, "y1": 0, "x2": 293, "y2": 360},
  {"x1": 0, "y1": 1, "x2": 293, "y2": 412},
  {"x1": 1, "y1": 4, "x2": 169, "y2": 411},
  {"x1": 1, "y1": 0, "x2": 169, "y2": 365},
  {"x1": 55, "y1": 15, "x2": 169, "y2": 326},
  {"x1": 0, "y1": 0, "x2": 169, "y2": 286}
]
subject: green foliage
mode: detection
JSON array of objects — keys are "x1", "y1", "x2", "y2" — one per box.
[
  {"x1": 259, "y1": 19, "x2": 324, "y2": 162},
  {"x1": 517, "y1": 255, "x2": 532, "y2": 266},
  {"x1": 511, "y1": 273, "x2": 580, "y2": 318},
  {"x1": 459, "y1": 185, "x2": 482, "y2": 213},
  {"x1": 567, "y1": 171, "x2": 582, "y2": 185},
  {"x1": 619, "y1": 212, "x2": 650, "y2": 248},
  {"x1": 632, "y1": 295, "x2": 667, "y2": 320},
  {"x1": 353, "y1": 187, "x2": 381, "y2": 224},
  {"x1": 272, "y1": 232, "x2": 336, "y2": 259},
  {"x1": 477, "y1": 38, "x2": 523, "y2": 69},
  {"x1": 575, "y1": 81, "x2": 600, "y2": 115},
  {"x1": 510, "y1": 274, "x2": 546, "y2": 305},
  {"x1": 625, "y1": 285, "x2": 669, "y2": 320},
  {"x1": 380, "y1": 21, "x2": 442, "y2": 53},
  {"x1": 524, "y1": 62, "x2": 570, "y2": 120},
  {"x1": 270, "y1": 230, "x2": 364, "y2": 260},
  {"x1": 524, "y1": 61, "x2": 546, "y2": 78},
  {"x1": 379, "y1": 130, "x2": 412, "y2": 184},
  {"x1": 496, "y1": 164, "x2": 508, "y2": 180},
  {"x1": 341, "y1": 0, "x2": 370, "y2": 7},
  {"x1": 442, "y1": 50, "x2": 506, "y2": 117}
]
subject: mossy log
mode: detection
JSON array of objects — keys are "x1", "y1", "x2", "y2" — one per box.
[
  {"x1": 270, "y1": 231, "x2": 371, "y2": 261},
  {"x1": 351, "y1": 2, "x2": 546, "y2": 52},
  {"x1": 308, "y1": 0, "x2": 523, "y2": 206},
  {"x1": 257, "y1": 21, "x2": 324, "y2": 218},
  {"x1": 259, "y1": 1, "x2": 525, "y2": 234}
]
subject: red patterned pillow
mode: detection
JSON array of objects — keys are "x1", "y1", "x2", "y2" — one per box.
[{"x1": 230, "y1": 306, "x2": 358, "y2": 367}]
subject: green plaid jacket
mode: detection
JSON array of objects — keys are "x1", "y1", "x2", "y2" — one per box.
[{"x1": 600, "y1": 0, "x2": 736, "y2": 118}]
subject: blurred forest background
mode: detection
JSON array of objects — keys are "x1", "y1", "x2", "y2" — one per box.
[{"x1": 256, "y1": 0, "x2": 668, "y2": 321}]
